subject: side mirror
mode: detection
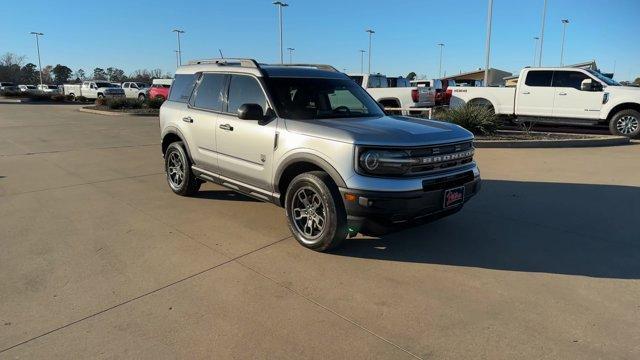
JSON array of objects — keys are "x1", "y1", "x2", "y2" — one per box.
[
  {"x1": 237, "y1": 103, "x2": 264, "y2": 120},
  {"x1": 581, "y1": 79, "x2": 602, "y2": 92}
]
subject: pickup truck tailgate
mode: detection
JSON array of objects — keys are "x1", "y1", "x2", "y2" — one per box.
[{"x1": 416, "y1": 87, "x2": 436, "y2": 107}]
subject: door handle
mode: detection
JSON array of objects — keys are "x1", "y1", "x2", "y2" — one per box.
[
  {"x1": 182, "y1": 116, "x2": 193, "y2": 123},
  {"x1": 558, "y1": 92, "x2": 567, "y2": 96},
  {"x1": 522, "y1": 91, "x2": 530, "y2": 95},
  {"x1": 219, "y1": 123, "x2": 234, "y2": 131}
]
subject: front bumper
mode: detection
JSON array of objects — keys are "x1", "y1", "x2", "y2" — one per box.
[{"x1": 339, "y1": 169, "x2": 481, "y2": 235}]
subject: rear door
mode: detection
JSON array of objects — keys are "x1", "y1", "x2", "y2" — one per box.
[
  {"x1": 551, "y1": 70, "x2": 603, "y2": 119},
  {"x1": 515, "y1": 70, "x2": 555, "y2": 116},
  {"x1": 215, "y1": 74, "x2": 277, "y2": 191}
]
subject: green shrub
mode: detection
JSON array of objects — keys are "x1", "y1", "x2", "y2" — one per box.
[
  {"x1": 76, "y1": 96, "x2": 88, "y2": 102},
  {"x1": 106, "y1": 98, "x2": 143, "y2": 110},
  {"x1": 434, "y1": 104, "x2": 499, "y2": 136},
  {"x1": 145, "y1": 97, "x2": 164, "y2": 109},
  {"x1": 94, "y1": 97, "x2": 107, "y2": 106},
  {"x1": 50, "y1": 94, "x2": 66, "y2": 102},
  {"x1": 0, "y1": 89, "x2": 23, "y2": 97}
]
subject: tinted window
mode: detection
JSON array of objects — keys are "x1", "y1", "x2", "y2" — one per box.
[
  {"x1": 367, "y1": 75, "x2": 387, "y2": 88},
  {"x1": 349, "y1": 75, "x2": 364, "y2": 86},
  {"x1": 525, "y1": 71, "x2": 553, "y2": 87},
  {"x1": 227, "y1": 75, "x2": 267, "y2": 115},
  {"x1": 123, "y1": 83, "x2": 129, "y2": 88},
  {"x1": 191, "y1": 73, "x2": 226, "y2": 111},
  {"x1": 552, "y1": 71, "x2": 591, "y2": 90},
  {"x1": 168, "y1": 74, "x2": 196, "y2": 103}
]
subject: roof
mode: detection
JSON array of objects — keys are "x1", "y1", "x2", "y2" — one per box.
[
  {"x1": 442, "y1": 68, "x2": 512, "y2": 80},
  {"x1": 176, "y1": 58, "x2": 347, "y2": 79},
  {"x1": 261, "y1": 65, "x2": 347, "y2": 79}
]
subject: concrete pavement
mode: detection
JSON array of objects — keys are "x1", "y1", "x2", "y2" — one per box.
[{"x1": 1, "y1": 104, "x2": 638, "y2": 359}]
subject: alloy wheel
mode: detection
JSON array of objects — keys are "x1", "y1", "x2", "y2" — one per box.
[
  {"x1": 291, "y1": 186, "x2": 326, "y2": 242},
  {"x1": 167, "y1": 151, "x2": 185, "y2": 190},
  {"x1": 616, "y1": 115, "x2": 639, "y2": 135}
]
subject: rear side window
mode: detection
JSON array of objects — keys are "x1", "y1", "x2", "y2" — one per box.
[
  {"x1": 191, "y1": 73, "x2": 226, "y2": 111},
  {"x1": 367, "y1": 76, "x2": 387, "y2": 88},
  {"x1": 227, "y1": 75, "x2": 268, "y2": 115},
  {"x1": 552, "y1": 71, "x2": 591, "y2": 90},
  {"x1": 168, "y1": 74, "x2": 196, "y2": 103},
  {"x1": 524, "y1": 71, "x2": 553, "y2": 87}
]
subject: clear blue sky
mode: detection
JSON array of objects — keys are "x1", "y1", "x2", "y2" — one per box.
[{"x1": 2, "y1": 0, "x2": 639, "y2": 81}]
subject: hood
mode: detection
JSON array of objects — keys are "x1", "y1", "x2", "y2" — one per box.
[
  {"x1": 284, "y1": 115, "x2": 473, "y2": 146},
  {"x1": 608, "y1": 85, "x2": 640, "y2": 94}
]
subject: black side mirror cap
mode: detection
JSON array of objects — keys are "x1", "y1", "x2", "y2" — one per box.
[{"x1": 238, "y1": 103, "x2": 264, "y2": 120}]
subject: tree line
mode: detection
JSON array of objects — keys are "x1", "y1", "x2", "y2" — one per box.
[{"x1": 0, "y1": 52, "x2": 172, "y2": 85}]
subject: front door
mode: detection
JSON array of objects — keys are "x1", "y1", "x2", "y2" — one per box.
[
  {"x1": 551, "y1": 70, "x2": 603, "y2": 119},
  {"x1": 515, "y1": 70, "x2": 555, "y2": 117},
  {"x1": 216, "y1": 74, "x2": 277, "y2": 192}
]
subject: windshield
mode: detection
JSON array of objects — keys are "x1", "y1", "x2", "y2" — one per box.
[
  {"x1": 265, "y1": 77, "x2": 384, "y2": 120},
  {"x1": 587, "y1": 70, "x2": 620, "y2": 86},
  {"x1": 95, "y1": 82, "x2": 114, "y2": 88}
]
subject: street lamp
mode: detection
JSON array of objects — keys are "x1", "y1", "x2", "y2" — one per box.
[
  {"x1": 533, "y1": 37, "x2": 540, "y2": 67},
  {"x1": 560, "y1": 19, "x2": 570, "y2": 66},
  {"x1": 273, "y1": 1, "x2": 289, "y2": 64},
  {"x1": 174, "y1": 50, "x2": 180, "y2": 68},
  {"x1": 538, "y1": 0, "x2": 547, "y2": 66},
  {"x1": 30, "y1": 32, "x2": 44, "y2": 86},
  {"x1": 287, "y1": 47, "x2": 295, "y2": 64},
  {"x1": 172, "y1": 29, "x2": 185, "y2": 66},
  {"x1": 366, "y1": 29, "x2": 375, "y2": 74},
  {"x1": 483, "y1": 0, "x2": 494, "y2": 87},
  {"x1": 437, "y1": 43, "x2": 445, "y2": 78},
  {"x1": 359, "y1": 49, "x2": 366, "y2": 74}
]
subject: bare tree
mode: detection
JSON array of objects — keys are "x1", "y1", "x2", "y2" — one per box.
[{"x1": 0, "y1": 52, "x2": 26, "y2": 67}]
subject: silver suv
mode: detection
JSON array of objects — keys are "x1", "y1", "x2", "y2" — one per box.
[{"x1": 160, "y1": 58, "x2": 481, "y2": 251}]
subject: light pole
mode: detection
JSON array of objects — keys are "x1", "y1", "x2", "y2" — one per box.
[
  {"x1": 483, "y1": 0, "x2": 494, "y2": 87},
  {"x1": 538, "y1": 0, "x2": 547, "y2": 67},
  {"x1": 30, "y1": 32, "x2": 44, "y2": 86},
  {"x1": 437, "y1": 43, "x2": 445, "y2": 78},
  {"x1": 174, "y1": 50, "x2": 180, "y2": 68},
  {"x1": 533, "y1": 37, "x2": 540, "y2": 66},
  {"x1": 172, "y1": 29, "x2": 185, "y2": 66},
  {"x1": 359, "y1": 49, "x2": 366, "y2": 74},
  {"x1": 273, "y1": 1, "x2": 289, "y2": 64},
  {"x1": 287, "y1": 47, "x2": 295, "y2": 64},
  {"x1": 560, "y1": 19, "x2": 569, "y2": 66},
  {"x1": 366, "y1": 29, "x2": 375, "y2": 74}
]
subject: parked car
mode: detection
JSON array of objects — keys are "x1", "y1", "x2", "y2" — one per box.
[
  {"x1": 0, "y1": 82, "x2": 15, "y2": 91},
  {"x1": 18, "y1": 85, "x2": 38, "y2": 93},
  {"x1": 61, "y1": 81, "x2": 125, "y2": 100},
  {"x1": 450, "y1": 67, "x2": 640, "y2": 138},
  {"x1": 348, "y1": 73, "x2": 435, "y2": 115},
  {"x1": 148, "y1": 79, "x2": 172, "y2": 100},
  {"x1": 121, "y1": 82, "x2": 150, "y2": 100},
  {"x1": 37, "y1": 84, "x2": 61, "y2": 94},
  {"x1": 411, "y1": 79, "x2": 456, "y2": 106},
  {"x1": 160, "y1": 58, "x2": 480, "y2": 251}
]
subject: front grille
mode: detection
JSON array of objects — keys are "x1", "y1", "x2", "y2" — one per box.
[
  {"x1": 406, "y1": 141, "x2": 474, "y2": 175},
  {"x1": 422, "y1": 171, "x2": 475, "y2": 191}
]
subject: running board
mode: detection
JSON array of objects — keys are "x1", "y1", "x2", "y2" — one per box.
[{"x1": 191, "y1": 166, "x2": 281, "y2": 206}]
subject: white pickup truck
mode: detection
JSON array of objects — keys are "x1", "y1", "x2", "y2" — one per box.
[
  {"x1": 62, "y1": 80, "x2": 125, "y2": 100},
  {"x1": 450, "y1": 67, "x2": 640, "y2": 138},
  {"x1": 348, "y1": 73, "x2": 436, "y2": 115},
  {"x1": 121, "y1": 82, "x2": 149, "y2": 100}
]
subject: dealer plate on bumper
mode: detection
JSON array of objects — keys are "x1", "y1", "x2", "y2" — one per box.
[{"x1": 443, "y1": 186, "x2": 465, "y2": 208}]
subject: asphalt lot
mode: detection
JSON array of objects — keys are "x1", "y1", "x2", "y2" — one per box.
[{"x1": 1, "y1": 104, "x2": 639, "y2": 359}]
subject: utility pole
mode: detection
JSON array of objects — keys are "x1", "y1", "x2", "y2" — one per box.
[
  {"x1": 533, "y1": 37, "x2": 540, "y2": 66},
  {"x1": 359, "y1": 49, "x2": 366, "y2": 74},
  {"x1": 172, "y1": 29, "x2": 185, "y2": 66},
  {"x1": 366, "y1": 29, "x2": 375, "y2": 74},
  {"x1": 287, "y1": 47, "x2": 295, "y2": 64},
  {"x1": 30, "y1": 32, "x2": 44, "y2": 86},
  {"x1": 437, "y1": 43, "x2": 445, "y2": 78},
  {"x1": 560, "y1": 19, "x2": 569, "y2": 66},
  {"x1": 483, "y1": 0, "x2": 494, "y2": 87},
  {"x1": 273, "y1": 1, "x2": 289, "y2": 64},
  {"x1": 538, "y1": 0, "x2": 547, "y2": 67}
]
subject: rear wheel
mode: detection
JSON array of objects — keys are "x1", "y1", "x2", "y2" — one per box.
[
  {"x1": 138, "y1": 94, "x2": 146, "y2": 101},
  {"x1": 285, "y1": 171, "x2": 348, "y2": 251},
  {"x1": 609, "y1": 109, "x2": 640, "y2": 138},
  {"x1": 164, "y1": 142, "x2": 201, "y2": 196},
  {"x1": 97, "y1": 93, "x2": 104, "y2": 99}
]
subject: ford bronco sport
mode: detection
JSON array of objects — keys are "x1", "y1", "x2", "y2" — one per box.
[{"x1": 160, "y1": 58, "x2": 481, "y2": 251}]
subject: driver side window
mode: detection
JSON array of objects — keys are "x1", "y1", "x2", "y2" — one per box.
[
  {"x1": 227, "y1": 75, "x2": 268, "y2": 116},
  {"x1": 552, "y1": 71, "x2": 592, "y2": 90}
]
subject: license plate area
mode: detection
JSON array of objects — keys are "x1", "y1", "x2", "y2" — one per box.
[{"x1": 443, "y1": 186, "x2": 465, "y2": 208}]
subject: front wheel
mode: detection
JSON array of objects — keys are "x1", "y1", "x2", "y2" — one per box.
[
  {"x1": 164, "y1": 142, "x2": 201, "y2": 196},
  {"x1": 97, "y1": 93, "x2": 104, "y2": 99},
  {"x1": 609, "y1": 109, "x2": 640, "y2": 138},
  {"x1": 285, "y1": 171, "x2": 348, "y2": 252},
  {"x1": 138, "y1": 94, "x2": 146, "y2": 101}
]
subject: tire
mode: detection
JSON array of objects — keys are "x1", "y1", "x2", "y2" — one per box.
[
  {"x1": 97, "y1": 93, "x2": 104, "y2": 99},
  {"x1": 164, "y1": 142, "x2": 201, "y2": 196},
  {"x1": 284, "y1": 171, "x2": 348, "y2": 251},
  {"x1": 138, "y1": 94, "x2": 146, "y2": 101},
  {"x1": 609, "y1": 109, "x2": 640, "y2": 138},
  {"x1": 69, "y1": 93, "x2": 76, "y2": 101}
]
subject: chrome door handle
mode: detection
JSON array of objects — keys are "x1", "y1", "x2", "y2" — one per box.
[
  {"x1": 219, "y1": 123, "x2": 234, "y2": 131},
  {"x1": 558, "y1": 92, "x2": 567, "y2": 96},
  {"x1": 182, "y1": 116, "x2": 193, "y2": 123},
  {"x1": 522, "y1": 91, "x2": 530, "y2": 95}
]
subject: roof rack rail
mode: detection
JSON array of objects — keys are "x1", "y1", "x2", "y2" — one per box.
[
  {"x1": 186, "y1": 58, "x2": 260, "y2": 68},
  {"x1": 276, "y1": 64, "x2": 340, "y2": 72}
]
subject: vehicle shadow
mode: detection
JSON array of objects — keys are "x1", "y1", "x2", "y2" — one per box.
[
  {"x1": 194, "y1": 189, "x2": 260, "y2": 202},
  {"x1": 334, "y1": 180, "x2": 640, "y2": 279}
]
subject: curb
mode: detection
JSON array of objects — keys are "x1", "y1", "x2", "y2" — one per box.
[
  {"x1": 78, "y1": 107, "x2": 159, "y2": 117},
  {"x1": 475, "y1": 131, "x2": 630, "y2": 148}
]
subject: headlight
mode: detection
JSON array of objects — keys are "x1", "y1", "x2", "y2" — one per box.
[{"x1": 357, "y1": 148, "x2": 415, "y2": 176}]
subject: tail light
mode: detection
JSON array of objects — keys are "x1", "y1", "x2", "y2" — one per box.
[{"x1": 411, "y1": 89, "x2": 419, "y2": 102}]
